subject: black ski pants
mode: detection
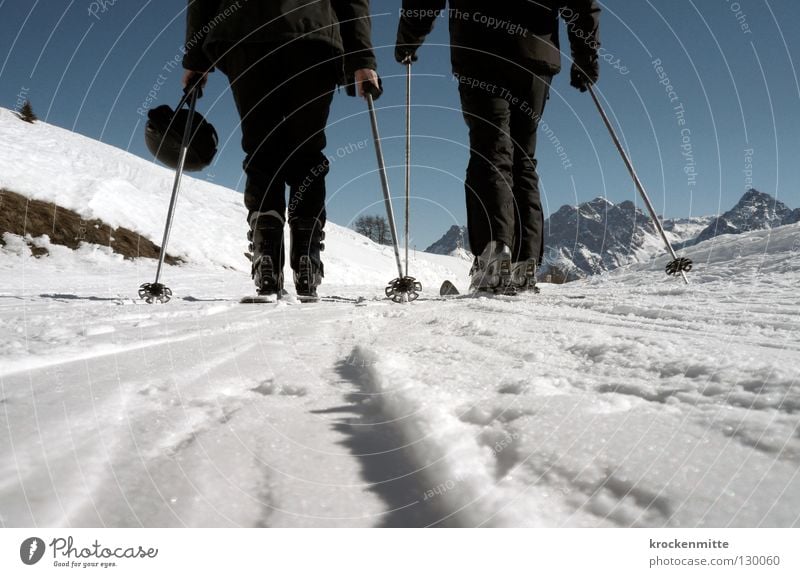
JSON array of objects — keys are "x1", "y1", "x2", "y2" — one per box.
[
  {"x1": 218, "y1": 42, "x2": 338, "y2": 226},
  {"x1": 458, "y1": 70, "x2": 551, "y2": 263}
]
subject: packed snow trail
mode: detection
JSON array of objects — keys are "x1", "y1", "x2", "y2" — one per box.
[
  {"x1": 0, "y1": 295, "x2": 394, "y2": 526},
  {"x1": 2, "y1": 224, "x2": 799, "y2": 527},
  {"x1": 344, "y1": 290, "x2": 799, "y2": 527}
]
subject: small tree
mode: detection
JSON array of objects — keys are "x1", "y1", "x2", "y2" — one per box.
[
  {"x1": 375, "y1": 216, "x2": 389, "y2": 245},
  {"x1": 354, "y1": 215, "x2": 374, "y2": 239},
  {"x1": 18, "y1": 101, "x2": 37, "y2": 123},
  {"x1": 353, "y1": 214, "x2": 391, "y2": 245}
]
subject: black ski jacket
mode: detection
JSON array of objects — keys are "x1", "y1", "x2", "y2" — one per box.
[
  {"x1": 397, "y1": 0, "x2": 600, "y2": 76},
  {"x1": 183, "y1": 0, "x2": 377, "y2": 82}
]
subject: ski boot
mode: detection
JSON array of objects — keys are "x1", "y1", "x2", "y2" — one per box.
[
  {"x1": 511, "y1": 258, "x2": 539, "y2": 294},
  {"x1": 248, "y1": 211, "x2": 285, "y2": 298},
  {"x1": 469, "y1": 240, "x2": 514, "y2": 294},
  {"x1": 290, "y1": 218, "x2": 325, "y2": 302}
]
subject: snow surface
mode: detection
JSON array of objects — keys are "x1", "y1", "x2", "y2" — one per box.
[{"x1": 1, "y1": 109, "x2": 799, "y2": 527}]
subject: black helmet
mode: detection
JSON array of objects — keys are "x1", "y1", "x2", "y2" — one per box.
[{"x1": 145, "y1": 90, "x2": 217, "y2": 172}]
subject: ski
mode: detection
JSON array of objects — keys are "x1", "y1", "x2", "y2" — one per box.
[
  {"x1": 239, "y1": 292, "x2": 368, "y2": 305},
  {"x1": 438, "y1": 280, "x2": 521, "y2": 298},
  {"x1": 440, "y1": 280, "x2": 460, "y2": 296},
  {"x1": 319, "y1": 295, "x2": 369, "y2": 304},
  {"x1": 239, "y1": 291, "x2": 289, "y2": 304}
]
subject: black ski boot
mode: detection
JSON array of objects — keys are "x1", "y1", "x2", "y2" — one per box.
[
  {"x1": 511, "y1": 258, "x2": 540, "y2": 293},
  {"x1": 469, "y1": 241, "x2": 514, "y2": 294},
  {"x1": 290, "y1": 218, "x2": 325, "y2": 302},
  {"x1": 248, "y1": 211, "x2": 285, "y2": 298}
]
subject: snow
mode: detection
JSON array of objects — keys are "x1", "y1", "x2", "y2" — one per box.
[
  {"x1": 1, "y1": 109, "x2": 799, "y2": 528},
  {"x1": 663, "y1": 216, "x2": 715, "y2": 245}
]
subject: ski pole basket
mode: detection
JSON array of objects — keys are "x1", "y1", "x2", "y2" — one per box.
[
  {"x1": 138, "y1": 282, "x2": 173, "y2": 304},
  {"x1": 665, "y1": 257, "x2": 693, "y2": 277},
  {"x1": 385, "y1": 276, "x2": 422, "y2": 303}
]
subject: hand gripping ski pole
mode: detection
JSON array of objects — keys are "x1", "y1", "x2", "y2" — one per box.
[
  {"x1": 588, "y1": 86, "x2": 692, "y2": 284},
  {"x1": 139, "y1": 85, "x2": 201, "y2": 303},
  {"x1": 364, "y1": 80, "x2": 422, "y2": 303}
]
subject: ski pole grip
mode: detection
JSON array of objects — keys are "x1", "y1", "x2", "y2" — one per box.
[
  {"x1": 183, "y1": 73, "x2": 205, "y2": 101},
  {"x1": 363, "y1": 77, "x2": 383, "y2": 100},
  {"x1": 175, "y1": 81, "x2": 201, "y2": 112}
]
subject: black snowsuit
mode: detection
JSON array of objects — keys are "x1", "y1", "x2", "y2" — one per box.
[
  {"x1": 397, "y1": 0, "x2": 600, "y2": 263},
  {"x1": 182, "y1": 0, "x2": 376, "y2": 240}
]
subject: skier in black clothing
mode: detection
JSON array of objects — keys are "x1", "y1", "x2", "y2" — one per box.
[
  {"x1": 182, "y1": 0, "x2": 381, "y2": 299},
  {"x1": 396, "y1": 0, "x2": 601, "y2": 293}
]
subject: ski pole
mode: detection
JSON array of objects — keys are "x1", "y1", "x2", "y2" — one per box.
[
  {"x1": 588, "y1": 85, "x2": 692, "y2": 284},
  {"x1": 139, "y1": 85, "x2": 200, "y2": 303},
  {"x1": 404, "y1": 58, "x2": 412, "y2": 278},
  {"x1": 364, "y1": 82, "x2": 422, "y2": 302}
]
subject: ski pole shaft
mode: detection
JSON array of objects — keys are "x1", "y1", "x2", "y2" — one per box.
[
  {"x1": 366, "y1": 92, "x2": 405, "y2": 280},
  {"x1": 152, "y1": 88, "x2": 198, "y2": 285},
  {"x1": 404, "y1": 61, "x2": 411, "y2": 278},
  {"x1": 588, "y1": 86, "x2": 689, "y2": 284}
]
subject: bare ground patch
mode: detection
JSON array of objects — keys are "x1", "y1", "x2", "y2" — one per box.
[{"x1": 0, "y1": 188, "x2": 181, "y2": 263}]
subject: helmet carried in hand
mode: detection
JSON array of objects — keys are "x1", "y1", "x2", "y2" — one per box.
[{"x1": 145, "y1": 94, "x2": 217, "y2": 172}]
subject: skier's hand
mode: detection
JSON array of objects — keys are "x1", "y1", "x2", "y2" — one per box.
[
  {"x1": 395, "y1": 45, "x2": 418, "y2": 64},
  {"x1": 570, "y1": 54, "x2": 599, "y2": 92},
  {"x1": 354, "y1": 68, "x2": 381, "y2": 100},
  {"x1": 182, "y1": 69, "x2": 209, "y2": 95}
]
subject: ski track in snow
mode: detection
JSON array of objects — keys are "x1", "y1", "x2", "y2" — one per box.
[{"x1": 353, "y1": 294, "x2": 799, "y2": 527}]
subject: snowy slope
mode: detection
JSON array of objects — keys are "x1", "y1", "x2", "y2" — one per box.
[
  {"x1": 0, "y1": 108, "x2": 246, "y2": 271},
  {"x1": 1, "y1": 109, "x2": 799, "y2": 528},
  {"x1": 0, "y1": 107, "x2": 469, "y2": 288}
]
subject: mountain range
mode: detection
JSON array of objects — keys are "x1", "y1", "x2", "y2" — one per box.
[{"x1": 425, "y1": 189, "x2": 798, "y2": 281}]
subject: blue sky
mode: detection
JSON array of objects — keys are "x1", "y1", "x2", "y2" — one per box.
[{"x1": 1, "y1": 0, "x2": 798, "y2": 249}]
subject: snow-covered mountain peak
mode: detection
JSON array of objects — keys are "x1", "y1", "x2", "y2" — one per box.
[{"x1": 692, "y1": 189, "x2": 799, "y2": 245}]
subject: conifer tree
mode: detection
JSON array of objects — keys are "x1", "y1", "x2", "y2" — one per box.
[{"x1": 19, "y1": 101, "x2": 37, "y2": 123}]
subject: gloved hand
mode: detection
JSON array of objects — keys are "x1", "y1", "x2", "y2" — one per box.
[
  {"x1": 570, "y1": 54, "x2": 599, "y2": 92},
  {"x1": 395, "y1": 45, "x2": 418, "y2": 64}
]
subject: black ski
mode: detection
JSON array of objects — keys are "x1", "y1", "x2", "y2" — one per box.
[
  {"x1": 239, "y1": 292, "x2": 368, "y2": 305},
  {"x1": 440, "y1": 280, "x2": 460, "y2": 296},
  {"x1": 438, "y1": 280, "x2": 519, "y2": 298},
  {"x1": 240, "y1": 290, "x2": 288, "y2": 304}
]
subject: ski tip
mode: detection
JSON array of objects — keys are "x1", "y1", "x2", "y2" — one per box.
[
  {"x1": 240, "y1": 289, "x2": 288, "y2": 304},
  {"x1": 240, "y1": 295, "x2": 277, "y2": 304},
  {"x1": 439, "y1": 280, "x2": 460, "y2": 296}
]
